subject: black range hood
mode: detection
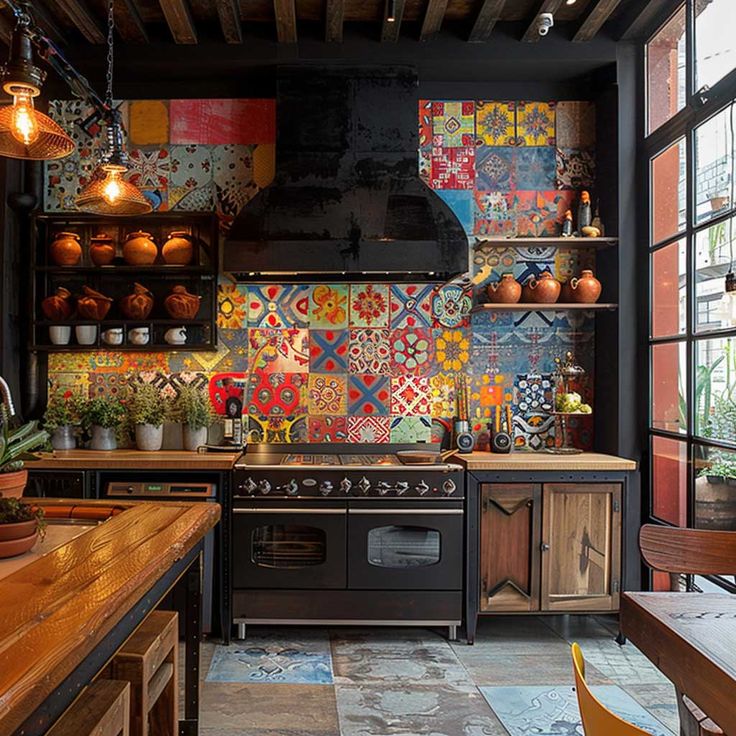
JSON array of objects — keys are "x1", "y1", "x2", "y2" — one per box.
[{"x1": 223, "y1": 66, "x2": 468, "y2": 282}]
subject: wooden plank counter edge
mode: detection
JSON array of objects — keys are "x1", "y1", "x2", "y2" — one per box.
[
  {"x1": 0, "y1": 500, "x2": 220, "y2": 736},
  {"x1": 28, "y1": 449, "x2": 242, "y2": 470},
  {"x1": 457, "y1": 451, "x2": 637, "y2": 471}
]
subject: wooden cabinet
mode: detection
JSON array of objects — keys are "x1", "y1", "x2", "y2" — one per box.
[{"x1": 480, "y1": 482, "x2": 621, "y2": 613}]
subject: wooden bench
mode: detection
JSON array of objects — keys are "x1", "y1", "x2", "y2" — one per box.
[{"x1": 47, "y1": 680, "x2": 130, "y2": 736}]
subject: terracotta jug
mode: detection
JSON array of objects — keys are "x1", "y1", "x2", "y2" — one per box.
[
  {"x1": 162, "y1": 231, "x2": 194, "y2": 265},
  {"x1": 41, "y1": 287, "x2": 73, "y2": 321},
  {"x1": 569, "y1": 269, "x2": 602, "y2": 303},
  {"x1": 164, "y1": 285, "x2": 201, "y2": 320},
  {"x1": 89, "y1": 233, "x2": 116, "y2": 266},
  {"x1": 77, "y1": 286, "x2": 113, "y2": 320},
  {"x1": 49, "y1": 232, "x2": 82, "y2": 266},
  {"x1": 523, "y1": 271, "x2": 560, "y2": 304},
  {"x1": 123, "y1": 231, "x2": 157, "y2": 266},
  {"x1": 486, "y1": 273, "x2": 521, "y2": 304},
  {"x1": 119, "y1": 282, "x2": 154, "y2": 320}
]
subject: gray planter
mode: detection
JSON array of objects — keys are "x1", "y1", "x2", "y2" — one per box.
[
  {"x1": 135, "y1": 423, "x2": 164, "y2": 452},
  {"x1": 50, "y1": 425, "x2": 76, "y2": 450},
  {"x1": 183, "y1": 425, "x2": 208, "y2": 452},
  {"x1": 90, "y1": 425, "x2": 117, "y2": 451}
]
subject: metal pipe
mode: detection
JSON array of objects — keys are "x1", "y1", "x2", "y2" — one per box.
[{"x1": 0, "y1": 375, "x2": 16, "y2": 417}]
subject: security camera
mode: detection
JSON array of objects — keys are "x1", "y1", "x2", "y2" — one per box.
[{"x1": 536, "y1": 12, "x2": 554, "y2": 36}]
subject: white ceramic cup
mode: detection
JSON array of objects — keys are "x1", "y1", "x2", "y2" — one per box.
[
  {"x1": 128, "y1": 327, "x2": 150, "y2": 345},
  {"x1": 75, "y1": 325, "x2": 97, "y2": 346},
  {"x1": 49, "y1": 325, "x2": 71, "y2": 345},
  {"x1": 164, "y1": 326, "x2": 187, "y2": 345},
  {"x1": 101, "y1": 327, "x2": 124, "y2": 346}
]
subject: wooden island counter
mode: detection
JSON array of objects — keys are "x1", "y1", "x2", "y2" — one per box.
[{"x1": 0, "y1": 498, "x2": 220, "y2": 736}]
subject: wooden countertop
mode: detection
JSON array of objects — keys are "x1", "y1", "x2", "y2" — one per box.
[
  {"x1": 29, "y1": 449, "x2": 242, "y2": 470},
  {"x1": 457, "y1": 451, "x2": 637, "y2": 471},
  {"x1": 0, "y1": 499, "x2": 220, "y2": 735}
]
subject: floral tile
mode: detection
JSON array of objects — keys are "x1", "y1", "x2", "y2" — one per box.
[
  {"x1": 169, "y1": 144, "x2": 214, "y2": 211},
  {"x1": 347, "y1": 416, "x2": 390, "y2": 444},
  {"x1": 247, "y1": 372, "x2": 307, "y2": 416},
  {"x1": 308, "y1": 374, "x2": 347, "y2": 415},
  {"x1": 514, "y1": 373, "x2": 553, "y2": 414},
  {"x1": 555, "y1": 147, "x2": 596, "y2": 190},
  {"x1": 432, "y1": 284, "x2": 472, "y2": 328},
  {"x1": 419, "y1": 99, "x2": 432, "y2": 147},
  {"x1": 434, "y1": 190, "x2": 474, "y2": 234},
  {"x1": 249, "y1": 329, "x2": 310, "y2": 374},
  {"x1": 515, "y1": 147, "x2": 556, "y2": 190},
  {"x1": 515, "y1": 102, "x2": 556, "y2": 147},
  {"x1": 389, "y1": 284, "x2": 433, "y2": 329},
  {"x1": 391, "y1": 376, "x2": 430, "y2": 416},
  {"x1": 348, "y1": 329, "x2": 392, "y2": 375},
  {"x1": 310, "y1": 329, "x2": 349, "y2": 373},
  {"x1": 429, "y1": 146, "x2": 475, "y2": 190},
  {"x1": 473, "y1": 191, "x2": 516, "y2": 237},
  {"x1": 217, "y1": 280, "x2": 248, "y2": 329},
  {"x1": 390, "y1": 328, "x2": 434, "y2": 376},
  {"x1": 213, "y1": 144, "x2": 258, "y2": 219},
  {"x1": 348, "y1": 375, "x2": 391, "y2": 416},
  {"x1": 308, "y1": 415, "x2": 348, "y2": 442},
  {"x1": 389, "y1": 416, "x2": 432, "y2": 443},
  {"x1": 247, "y1": 415, "x2": 308, "y2": 443},
  {"x1": 249, "y1": 285, "x2": 311, "y2": 328},
  {"x1": 88, "y1": 372, "x2": 132, "y2": 399},
  {"x1": 434, "y1": 329, "x2": 470, "y2": 373},
  {"x1": 208, "y1": 372, "x2": 246, "y2": 415},
  {"x1": 349, "y1": 284, "x2": 389, "y2": 328},
  {"x1": 431, "y1": 101, "x2": 475, "y2": 148},
  {"x1": 556, "y1": 100, "x2": 596, "y2": 149},
  {"x1": 475, "y1": 101, "x2": 516, "y2": 146},
  {"x1": 311, "y1": 285, "x2": 348, "y2": 329},
  {"x1": 429, "y1": 373, "x2": 456, "y2": 418},
  {"x1": 128, "y1": 148, "x2": 171, "y2": 192},
  {"x1": 475, "y1": 146, "x2": 514, "y2": 191}
]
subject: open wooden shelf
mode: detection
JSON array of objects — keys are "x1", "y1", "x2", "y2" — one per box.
[
  {"x1": 473, "y1": 237, "x2": 618, "y2": 250},
  {"x1": 471, "y1": 303, "x2": 618, "y2": 313}
]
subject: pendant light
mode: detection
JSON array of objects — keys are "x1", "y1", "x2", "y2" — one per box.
[
  {"x1": 0, "y1": 15, "x2": 75, "y2": 160},
  {"x1": 76, "y1": 0, "x2": 151, "y2": 215}
]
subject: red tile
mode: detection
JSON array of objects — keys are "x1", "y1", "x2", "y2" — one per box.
[{"x1": 170, "y1": 99, "x2": 275, "y2": 144}]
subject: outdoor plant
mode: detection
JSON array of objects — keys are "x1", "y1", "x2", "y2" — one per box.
[
  {"x1": 0, "y1": 497, "x2": 46, "y2": 538},
  {"x1": 178, "y1": 385, "x2": 213, "y2": 430},
  {"x1": 129, "y1": 384, "x2": 168, "y2": 426},
  {"x1": 0, "y1": 406, "x2": 49, "y2": 474},
  {"x1": 43, "y1": 392, "x2": 82, "y2": 430},
  {"x1": 80, "y1": 396, "x2": 126, "y2": 429},
  {"x1": 698, "y1": 456, "x2": 736, "y2": 482}
]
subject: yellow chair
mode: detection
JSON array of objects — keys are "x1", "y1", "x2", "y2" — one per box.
[{"x1": 571, "y1": 643, "x2": 651, "y2": 735}]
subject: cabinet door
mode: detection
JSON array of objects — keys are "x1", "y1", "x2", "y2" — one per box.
[
  {"x1": 540, "y1": 483, "x2": 622, "y2": 612},
  {"x1": 480, "y1": 484, "x2": 541, "y2": 612}
]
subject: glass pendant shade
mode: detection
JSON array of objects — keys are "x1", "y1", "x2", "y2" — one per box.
[{"x1": 76, "y1": 163, "x2": 152, "y2": 215}]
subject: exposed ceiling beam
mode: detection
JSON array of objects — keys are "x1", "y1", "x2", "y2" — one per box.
[
  {"x1": 158, "y1": 0, "x2": 198, "y2": 44},
  {"x1": 215, "y1": 0, "x2": 242, "y2": 43},
  {"x1": 468, "y1": 0, "x2": 506, "y2": 43},
  {"x1": 115, "y1": 0, "x2": 149, "y2": 43},
  {"x1": 325, "y1": 0, "x2": 344, "y2": 42},
  {"x1": 26, "y1": 0, "x2": 68, "y2": 45},
  {"x1": 420, "y1": 0, "x2": 448, "y2": 41},
  {"x1": 274, "y1": 0, "x2": 297, "y2": 43},
  {"x1": 521, "y1": 0, "x2": 563, "y2": 43},
  {"x1": 56, "y1": 0, "x2": 106, "y2": 44},
  {"x1": 0, "y1": 10, "x2": 12, "y2": 46},
  {"x1": 618, "y1": 0, "x2": 680, "y2": 41},
  {"x1": 381, "y1": 0, "x2": 406, "y2": 42},
  {"x1": 573, "y1": 0, "x2": 621, "y2": 42}
]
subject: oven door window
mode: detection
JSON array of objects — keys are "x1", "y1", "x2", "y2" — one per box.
[
  {"x1": 252, "y1": 525, "x2": 327, "y2": 568},
  {"x1": 367, "y1": 525, "x2": 440, "y2": 568}
]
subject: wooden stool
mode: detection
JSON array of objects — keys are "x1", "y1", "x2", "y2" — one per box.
[
  {"x1": 110, "y1": 610, "x2": 178, "y2": 736},
  {"x1": 47, "y1": 680, "x2": 130, "y2": 736}
]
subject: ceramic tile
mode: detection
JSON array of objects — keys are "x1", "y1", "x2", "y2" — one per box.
[
  {"x1": 128, "y1": 148, "x2": 171, "y2": 210},
  {"x1": 429, "y1": 146, "x2": 475, "y2": 190},
  {"x1": 128, "y1": 100, "x2": 169, "y2": 145},
  {"x1": 212, "y1": 144, "x2": 258, "y2": 219},
  {"x1": 418, "y1": 99, "x2": 432, "y2": 147},
  {"x1": 433, "y1": 328, "x2": 471, "y2": 374},
  {"x1": 475, "y1": 146, "x2": 515, "y2": 191},
  {"x1": 311, "y1": 285, "x2": 349, "y2": 329},
  {"x1": 431, "y1": 100, "x2": 475, "y2": 147},
  {"x1": 310, "y1": 329, "x2": 349, "y2": 373},
  {"x1": 217, "y1": 280, "x2": 248, "y2": 329},
  {"x1": 434, "y1": 190, "x2": 474, "y2": 234},
  {"x1": 515, "y1": 102, "x2": 556, "y2": 146},
  {"x1": 418, "y1": 146, "x2": 431, "y2": 185},
  {"x1": 473, "y1": 190, "x2": 516, "y2": 237},
  {"x1": 389, "y1": 284, "x2": 433, "y2": 329},
  {"x1": 247, "y1": 371, "x2": 307, "y2": 416},
  {"x1": 348, "y1": 329, "x2": 392, "y2": 375},
  {"x1": 308, "y1": 415, "x2": 348, "y2": 442},
  {"x1": 429, "y1": 373, "x2": 456, "y2": 418},
  {"x1": 389, "y1": 416, "x2": 432, "y2": 443},
  {"x1": 568, "y1": 637, "x2": 671, "y2": 685},
  {"x1": 248, "y1": 285, "x2": 311, "y2": 328},
  {"x1": 347, "y1": 416, "x2": 390, "y2": 443},
  {"x1": 514, "y1": 373, "x2": 553, "y2": 414},
  {"x1": 349, "y1": 284, "x2": 389, "y2": 328},
  {"x1": 623, "y1": 684, "x2": 680, "y2": 735},
  {"x1": 515, "y1": 146, "x2": 557, "y2": 190},
  {"x1": 208, "y1": 372, "x2": 246, "y2": 415},
  {"x1": 556, "y1": 101, "x2": 596, "y2": 149},
  {"x1": 307, "y1": 374, "x2": 348, "y2": 415},
  {"x1": 476, "y1": 101, "x2": 516, "y2": 146},
  {"x1": 170, "y1": 99, "x2": 276, "y2": 145},
  {"x1": 247, "y1": 415, "x2": 308, "y2": 443},
  {"x1": 511, "y1": 190, "x2": 575, "y2": 237},
  {"x1": 389, "y1": 328, "x2": 434, "y2": 376},
  {"x1": 556, "y1": 147, "x2": 596, "y2": 190},
  {"x1": 347, "y1": 375, "x2": 391, "y2": 415},
  {"x1": 248, "y1": 329, "x2": 310, "y2": 374},
  {"x1": 188, "y1": 342, "x2": 233, "y2": 373},
  {"x1": 390, "y1": 376, "x2": 430, "y2": 415},
  {"x1": 431, "y1": 284, "x2": 472, "y2": 328},
  {"x1": 169, "y1": 144, "x2": 214, "y2": 210}
]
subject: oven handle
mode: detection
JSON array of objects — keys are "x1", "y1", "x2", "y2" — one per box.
[
  {"x1": 233, "y1": 508, "x2": 347, "y2": 515},
  {"x1": 348, "y1": 509, "x2": 463, "y2": 515}
]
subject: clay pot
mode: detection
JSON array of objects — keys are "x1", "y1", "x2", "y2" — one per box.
[
  {"x1": 119, "y1": 282, "x2": 154, "y2": 320},
  {"x1": 164, "y1": 285, "x2": 201, "y2": 320},
  {"x1": 41, "y1": 287, "x2": 73, "y2": 321},
  {"x1": 77, "y1": 286, "x2": 113, "y2": 321},
  {"x1": 486, "y1": 273, "x2": 521, "y2": 304},
  {"x1": 0, "y1": 528, "x2": 37, "y2": 558},
  {"x1": 0, "y1": 469, "x2": 27, "y2": 499},
  {"x1": 523, "y1": 272, "x2": 561, "y2": 304},
  {"x1": 50, "y1": 232, "x2": 82, "y2": 266},
  {"x1": 123, "y1": 231, "x2": 157, "y2": 266},
  {"x1": 568, "y1": 269, "x2": 602, "y2": 304},
  {"x1": 0, "y1": 518, "x2": 36, "y2": 540},
  {"x1": 89, "y1": 233, "x2": 116, "y2": 266},
  {"x1": 162, "y1": 231, "x2": 194, "y2": 265}
]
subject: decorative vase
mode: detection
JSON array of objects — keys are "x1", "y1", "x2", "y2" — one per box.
[
  {"x1": 0, "y1": 469, "x2": 28, "y2": 498},
  {"x1": 183, "y1": 425, "x2": 207, "y2": 452},
  {"x1": 164, "y1": 285, "x2": 201, "y2": 319},
  {"x1": 135, "y1": 423, "x2": 163, "y2": 452},
  {"x1": 90, "y1": 425, "x2": 117, "y2": 451},
  {"x1": 577, "y1": 190, "x2": 592, "y2": 231},
  {"x1": 89, "y1": 233, "x2": 116, "y2": 266},
  {"x1": 486, "y1": 273, "x2": 521, "y2": 304},
  {"x1": 523, "y1": 272, "x2": 561, "y2": 304},
  {"x1": 49, "y1": 232, "x2": 82, "y2": 266},
  {"x1": 41, "y1": 287, "x2": 74, "y2": 321},
  {"x1": 0, "y1": 520, "x2": 38, "y2": 558},
  {"x1": 568, "y1": 269, "x2": 602, "y2": 303},
  {"x1": 75, "y1": 325, "x2": 97, "y2": 346},
  {"x1": 77, "y1": 286, "x2": 113, "y2": 320},
  {"x1": 49, "y1": 325, "x2": 72, "y2": 345},
  {"x1": 119, "y1": 282, "x2": 154, "y2": 320},
  {"x1": 51, "y1": 425, "x2": 76, "y2": 450},
  {"x1": 162, "y1": 231, "x2": 194, "y2": 265},
  {"x1": 123, "y1": 231, "x2": 157, "y2": 266}
]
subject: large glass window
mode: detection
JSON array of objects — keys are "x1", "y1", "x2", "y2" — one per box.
[{"x1": 694, "y1": 0, "x2": 736, "y2": 93}]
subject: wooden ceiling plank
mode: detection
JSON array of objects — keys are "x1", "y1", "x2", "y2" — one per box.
[
  {"x1": 274, "y1": 0, "x2": 297, "y2": 43},
  {"x1": 468, "y1": 0, "x2": 506, "y2": 43},
  {"x1": 325, "y1": 0, "x2": 344, "y2": 42},
  {"x1": 381, "y1": 0, "x2": 406, "y2": 42},
  {"x1": 619, "y1": 0, "x2": 679, "y2": 41},
  {"x1": 158, "y1": 0, "x2": 198, "y2": 44},
  {"x1": 420, "y1": 0, "x2": 448, "y2": 41},
  {"x1": 521, "y1": 0, "x2": 564, "y2": 43},
  {"x1": 0, "y1": 11, "x2": 12, "y2": 46},
  {"x1": 56, "y1": 0, "x2": 106, "y2": 44},
  {"x1": 573, "y1": 0, "x2": 621, "y2": 42},
  {"x1": 116, "y1": 0, "x2": 149, "y2": 43},
  {"x1": 215, "y1": 0, "x2": 242, "y2": 43}
]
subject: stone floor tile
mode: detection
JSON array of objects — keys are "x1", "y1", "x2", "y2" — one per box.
[
  {"x1": 623, "y1": 683, "x2": 680, "y2": 734},
  {"x1": 572, "y1": 637, "x2": 671, "y2": 685},
  {"x1": 473, "y1": 616, "x2": 564, "y2": 641},
  {"x1": 541, "y1": 614, "x2": 618, "y2": 643},
  {"x1": 329, "y1": 626, "x2": 451, "y2": 649}
]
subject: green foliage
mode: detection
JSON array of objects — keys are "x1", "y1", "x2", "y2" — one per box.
[
  {"x1": 177, "y1": 385, "x2": 213, "y2": 430},
  {"x1": 699, "y1": 456, "x2": 736, "y2": 480},
  {"x1": 129, "y1": 384, "x2": 168, "y2": 426},
  {"x1": 0, "y1": 406, "x2": 49, "y2": 473},
  {"x1": 80, "y1": 396, "x2": 126, "y2": 429},
  {"x1": 43, "y1": 392, "x2": 83, "y2": 430},
  {"x1": 0, "y1": 497, "x2": 46, "y2": 538}
]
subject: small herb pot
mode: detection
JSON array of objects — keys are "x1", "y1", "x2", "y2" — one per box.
[
  {"x1": 51, "y1": 425, "x2": 76, "y2": 450},
  {"x1": 135, "y1": 423, "x2": 164, "y2": 452},
  {"x1": 90, "y1": 425, "x2": 117, "y2": 451},
  {"x1": 183, "y1": 425, "x2": 207, "y2": 452}
]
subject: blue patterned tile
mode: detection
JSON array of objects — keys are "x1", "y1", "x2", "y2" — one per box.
[
  {"x1": 514, "y1": 147, "x2": 556, "y2": 190},
  {"x1": 435, "y1": 190, "x2": 474, "y2": 234},
  {"x1": 475, "y1": 146, "x2": 514, "y2": 191}
]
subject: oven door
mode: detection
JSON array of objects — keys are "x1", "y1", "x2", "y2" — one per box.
[
  {"x1": 233, "y1": 503, "x2": 347, "y2": 589},
  {"x1": 347, "y1": 502, "x2": 463, "y2": 590}
]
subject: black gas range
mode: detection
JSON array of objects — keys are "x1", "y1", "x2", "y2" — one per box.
[{"x1": 231, "y1": 445, "x2": 465, "y2": 640}]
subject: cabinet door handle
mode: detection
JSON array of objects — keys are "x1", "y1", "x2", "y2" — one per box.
[{"x1": 540, "y1": 542, "x2": 550, "y2": 552}]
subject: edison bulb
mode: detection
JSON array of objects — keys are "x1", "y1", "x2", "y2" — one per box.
[
  {"x1": 9, "y1": 90, "x2": 39, "y2": 146},
  {"x1": 102, "y1": 170, "x2": 123, "y2": 205}
]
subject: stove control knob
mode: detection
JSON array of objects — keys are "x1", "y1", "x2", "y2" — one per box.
[
  {"x1": 416, "y1": 481, "x2": 430, "y2": 496},
  {"x1": 320, "y1": 481, "x2": 333, "y2": 496},
  {"x1": 442, "y1": 479, "x2": 457, "y2": 496},
  {"x1": 284, "y1": 479, "x2": 299, "y2": 496},
  {"x1": 358, "y1": 476, "x2": 371, "y2": 494},
  {"x1": 239, "y1": 477, "x2": 257, "y2": 494},
  {"x1": 377, "y1": 481, "x2": 392, "y2": 496},
  {"x1": 396, "y1": 481, "x2": 409, "y2": 496},
  {"x1": 258, "y1": 479, "x2": 272, "y2": 495},
  {"x1": 340, "y1": 477, "x2": 353, "y2": 494}
]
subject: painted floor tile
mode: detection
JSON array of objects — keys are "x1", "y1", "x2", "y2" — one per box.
[
  {"x1": 429, "y1": 146, "x2": 475, "y2": 190},
  {"x1": 308, "y1": 374, "x2": 348, "y2": 415},
  {"x1": 431, "y1": 100, "x2": 475, "y2": 147},
  {"x1": 310, "y1": 329, "x2": 349, "y2": 373},
  {"x1": 418, "y1": 146, "x2": 431, "y2": 185},
  {"x1": 213, "y1": 144, "x2": 258, "y2": 219},
  {"x1": 390, "y1": 328, "x2": 434, "y2": 376},
  {"x1": 515, "y1": 102, "x2": 556, "y2": 147},
  {"x1": 249, "y1": 284, "x2": 311, "y2": 328},
  {"x1": 308, "y1": 415, "x2": 348, "y2": 442},
  {"x1": 389, "y1": 284, "x2": 433, "y2": 328},
  {"x1": 389, "y1": 416, "x2": 432, "y2": 443},
  {"x1": 429, "y1": 373, "x2": 456, "y2": 418},
  {"x1": 311, "y1": 284, "x2": 349, "y2": 328},
  {"x1": 348, "y1": 374, "x2": 391, "y2": 415},
  {"x1": 476, "y1": 101, "x2": 516, "y2": 146},
  {"x1": 623, "y1": 684, "x2": 680, "y2": 735},
  {"x1": 347, "y1": 415, "x2": 390, "y2": 443},
  {"x1": 514, "y1": 373, "x2": 553, "y2": 414},
  {"x1": 349, "y1": 284, "x2": 389, "y2": 328},
  {"x1": 348, "y1": 329, "x2": 392, "y2": 375}
]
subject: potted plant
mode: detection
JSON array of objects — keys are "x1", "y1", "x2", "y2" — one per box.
[
  {"x1": 0, "y1": 408, "x2": 49, "y2": 499},
  {"x1": 0, "y1": 497, "x2": 46, "y2": 558},
  {"x1": 129, "y1": 384, "x2": 169, "y2": 452},
  {"x1": 43, "y1": 392, "x2": 82, "y2": 450},
  {"x1": 80, "y1": 396, "x2": 125, "y2": 451},
  {"x1": 177, "y1": 385, "x2": 213, "y2": 452}
]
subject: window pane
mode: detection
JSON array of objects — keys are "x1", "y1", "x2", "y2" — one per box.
[
  {"x1": 695, "y1": 336, "x2": 735, "y2": 441},
  {"x1": 695, "y1": 0, "x2": 736, "y2": 93},
  {"x1": 652, "y1": 139, "x2": 686, "y2": 243},
  {"x1": 695, "y1": 217, "x2": 736, "y2": 332},
  {"x1": 695, "y1": 104, "x2": 734, "y2": 225},
  {"x1": 651, "y1": 239, "x2": 686, "y2": 337},
  {"x1": 694, "y1": 444, "x2": 736, "y2": 530},
  {"x1": 651, "y1": 341, "x2": 687, "y2": 433},
  {"x1": 647, "y1": 5, "x2": 686, "y2": 134},
  {"x1": 652, "y1": 435, "x2": 688, "y2": 525}
]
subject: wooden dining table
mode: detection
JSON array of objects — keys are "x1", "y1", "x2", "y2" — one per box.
[{"x1": 620, "y1": 591, "x2": 736, "y2": 735}]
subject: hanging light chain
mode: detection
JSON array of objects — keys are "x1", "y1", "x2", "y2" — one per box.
[{"x1": 105, "y1": 0, "x2": 115, "y2": 108}]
